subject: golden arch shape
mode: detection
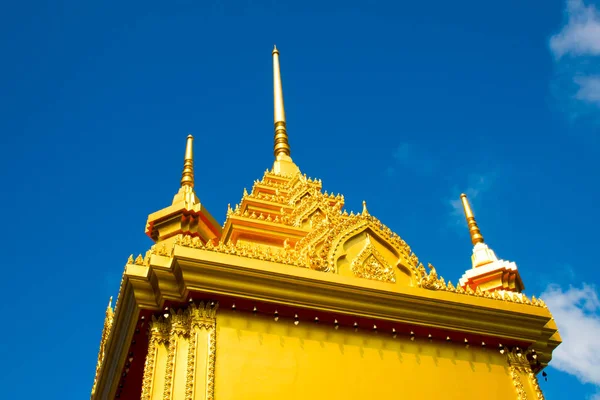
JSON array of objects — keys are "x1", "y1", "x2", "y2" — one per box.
[
  {"x1": 294, "y1": 202, "x2": 338, "y2": 228},
  {"x1": 350, "y1": 235, "x2": 396, "y2": 283},
  {"x1": 324, "y1": 216, "x2": 418, "y2": 281}
]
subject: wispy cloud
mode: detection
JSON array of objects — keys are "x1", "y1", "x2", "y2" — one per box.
[
  {"x1": 550, "y1": 0, "x2": 600, "y2": 59},
  {"x1": 448, "y1": 173, "x2": 494, "y2": 227},
  {"x1": 387, "y1": 142, "x2": 437, "y2": 177},
  {"x1": 541, "y1": 283, "x2": 600, "y2": 396},
  {"x1": 550, "y1": 0, "x2": 600, "y2": 111},
  {"x1": 575, "y1": 75, "x2": 600, "y2": 103}
]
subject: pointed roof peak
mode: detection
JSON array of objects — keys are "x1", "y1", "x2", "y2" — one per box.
[{"x1": 460, "y1": 193, "x2": 485, "y2": 245}]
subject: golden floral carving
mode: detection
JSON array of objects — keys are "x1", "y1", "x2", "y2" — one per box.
[
  {"x1": 171, "y1": 230, "x2": 549, "y2": 307},
  {"x1": 528, "y1": 372, "x2": 546, "y2": 400},
  {"x1": 185, "y1": 302, "x2": 218, "y2": 400},
  {"x1": 140, "y1": 306, "x2": 218, "y2": 400},
  {"x1": 91, "y1": 298, "x2": 114, "y2": 396},
  {"x1": 509, "y1": 366, "x2": 528, "y2": 400},
  {"x1": 184, "y1": 330, "x2": 196, "y2": 400},
  {"x1": 163, "y1": 309, "x2": 190, "y2": 399},
  {"x1": 418, "y1": 263, "x2": 445, "y2": 290},
  {"x1": 141, "y1": 316, "x2": 169, "y2": 400},
  {"x1": 350, "y1": 234, "x2": 396, "y2": 283},
  {"x1": 169, "y1": 170, "x2": 552, "y2": 310},
  {"x1": 323, "y1": 215, "x2": 416, "y2": 274},
  {"x1": 505, "y1": 348, "x2": 547, "y2": 400}
]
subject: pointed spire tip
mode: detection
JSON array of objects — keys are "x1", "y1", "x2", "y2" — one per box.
[
  {"x1": 460, "y1": 194, "x2": 484, "y2": 245},
  {"x1": 181, "y1": 135, "x2": 194, "y2": 188},
  {"x1": 273, "y1": 43, "x2": 290, "y2": 158}
]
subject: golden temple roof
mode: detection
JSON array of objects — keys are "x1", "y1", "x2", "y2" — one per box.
[{"x1": 92, "y1": 47, "x2": 561, "y2": 399}]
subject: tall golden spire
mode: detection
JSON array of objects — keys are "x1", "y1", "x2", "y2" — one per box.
[
  {"x1": 180, "y1": 134, "x2": 194, "y2": 188},
  {"x1": 146, "y1": 134, "x2": 222, "y2": 244},
  {"x1": 271, "y1": 46, "x2": 300, "y2": 176},
  {"x1": 460, "y1": 194, "x2": 485, "y2": 245},
  {"x1": 272, "y1": 45, "x2": 290, "y2": 158},
  {"x1": 171, "y1": 134, "x2": 199, "y2": 205}
]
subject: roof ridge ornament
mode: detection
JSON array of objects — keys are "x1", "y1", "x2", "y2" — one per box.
[{"x1": 362, "y1": 200, "x2": 369, "y2": 216}]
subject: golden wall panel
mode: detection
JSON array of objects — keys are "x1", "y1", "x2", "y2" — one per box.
[
  {"x1": 173, "y1": 339, "x2": 190, "y2": 399},
  {"x1": 215, "y1": 310, "x2": 518, "y2": 399},
  {"x1": 140, "y1": 304, "x2": 217, "y2": 400}
]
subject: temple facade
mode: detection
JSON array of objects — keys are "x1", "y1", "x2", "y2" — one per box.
[{"x1": 91, "y1": 47, "x2": 561, "y2": 400}]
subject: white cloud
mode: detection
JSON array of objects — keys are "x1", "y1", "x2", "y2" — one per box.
[
  {"x1": 541, "y1": 284, "x2": 600, "y2": 387},
  {"x1": 550, "y1": 1, "x2": 600, "y2": 110},
  {"x1": 575, "y1": 75, "x2": 600, "y2": 103},
  {"x1": 550, "y1": 0, "x2": 600, "y2": 59}
]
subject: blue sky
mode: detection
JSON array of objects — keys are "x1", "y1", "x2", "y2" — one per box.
[{"x1": 1, "y1": 0, "x2": 599, "y2": 398}]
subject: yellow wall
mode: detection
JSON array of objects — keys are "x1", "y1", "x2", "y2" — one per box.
[
  {"x1": 215, "y1": 310, "x2": 522, "y2": 400},
  {"x1": 140, "y1": 306, "x2": 543, "y2": 399}
]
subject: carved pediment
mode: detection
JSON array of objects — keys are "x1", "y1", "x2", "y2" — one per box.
[{"x1": 350, "y1": 234, "x2": 397, "y2": 283}]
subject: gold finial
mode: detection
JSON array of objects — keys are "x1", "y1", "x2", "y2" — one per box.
[
  {"x1": 180, "y1": 134, "x2": 194, "y2": 188},
  {"x1": 106, "y1": 296, "x2": 114, "y2": 317},
  {"x1": 460, "y1": 194, "x2": 485, "y2": 245},
  {"x1": 273, "y1": 45, "x2": 290, "y2": 158},
  {"x1": 362, "y1": 200, "x2": 369, "y2": 216}
]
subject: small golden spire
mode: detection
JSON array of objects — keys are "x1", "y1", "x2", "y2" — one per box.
[
  {"x1": 362, "y1": 200, "x2": 369, "y2": 216},
  {"x1": 180, "y1": 134, "x2": 194, "y2": 188},
  {"x1": 460, "y1": 194, "x2": 485, "y2": 245},
  {"x1": 106, "y1": 296, "x2": 114, "y2": 316},
  {"x1": 273, "y1": 45, "x2": 291, "y2": 158}
]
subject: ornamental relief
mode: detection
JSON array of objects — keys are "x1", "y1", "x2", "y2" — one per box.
[
  {"x1": 143, "y1": 170, "x2": 549, "y2": 306},
  {"x1": 350, "y1": 235, "x2": 397, "y2": 283},
  {"x1": 140, "y1": 302, "x2": 218, "y2": 400},
  {"x1": 339, "y1": 232, "x2": 413, "y2": 285}
]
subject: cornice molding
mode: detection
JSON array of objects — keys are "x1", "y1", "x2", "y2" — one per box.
[{"x1": 95, "y1": 245, "x2": 559, "y2": 398}]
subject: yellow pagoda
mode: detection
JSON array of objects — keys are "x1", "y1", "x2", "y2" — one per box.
[{"x1": 91, "y1": 47, "x2": 561, "y2": 400}]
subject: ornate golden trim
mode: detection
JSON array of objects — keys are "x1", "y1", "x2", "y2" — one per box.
[
  {"x1": 162, "y1": 309, "x2": 189, "y2": 400},
  {"x1": 509, "y1": 366, "x2": 528, "y2": 400},
  {"x1": 184, "y1": 330, "x2": 197, "y2": 400},
  {"x1": 528, "y1": 372, "x2": 546, "y2": 400},
  {"x1": 207, "y1": 326, "x2": 216, "y2": 400},
  {"x1": 184, "y1": 302, "x2": 218, "y2": 400},
  {"x1": 141, "y1": 316, "x2": 169, "y2": 400},
  {"x1": 506, "y1": 348, "x2": 548, "y2": 400},
  {"x1": 151, "y1": 234, "x2": 549, "y2": 308},
  {"x1": 91, "y1": 298, "x2": 114, "y2": 395},
  {"x1": 350, "y1": 234, "x2": 396, "y2": 282}
]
